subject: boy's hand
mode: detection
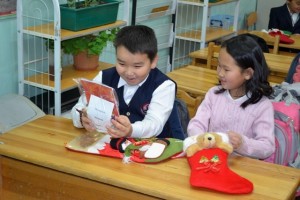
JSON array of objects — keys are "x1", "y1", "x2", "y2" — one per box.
[
  {"x1": 107, "y1": 115, "x2": 132, "y2": 138},
  {"x1": 81, "y1": 109, "x2": 96, "y2": 132},
  {"x1": 227, "y1": 131, "x2": 243, "y2": 150}
]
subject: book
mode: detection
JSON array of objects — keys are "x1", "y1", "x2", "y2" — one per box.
[{"x1": 79, "y1": 78, "x2": 119, "y2": 133}]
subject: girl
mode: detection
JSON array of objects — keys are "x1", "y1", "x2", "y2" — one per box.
[{"x1": 187, "y1": 34, "x2": 275, "y2": 160}]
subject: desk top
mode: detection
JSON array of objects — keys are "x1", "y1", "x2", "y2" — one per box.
[
  {"x1": 168, "y1": 66, "x2": 218, "y2": 96},
  {"x1": 247, "y1": 31, "x2": 300, "y2": 50},
  {"x1": 189, "y1": 47, "x2": 293, "y2": 75},
  {"x1": 0, "y1": 115, "x2": 299, "y2": 199}
]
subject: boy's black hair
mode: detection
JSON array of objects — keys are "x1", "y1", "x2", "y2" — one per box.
[
  {"x1": 113, "y1": 25, "x2": 158, "y2": 62},
  {"x1": 216, "y1": 34, "x2": 273, "y2": 108}
]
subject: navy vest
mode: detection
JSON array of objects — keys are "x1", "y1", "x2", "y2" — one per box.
[{"x1": 102, "y1": 67, "x2": 184, "y2": 139}]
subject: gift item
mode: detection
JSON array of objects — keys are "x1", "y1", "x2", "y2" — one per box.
[
  {"x1": 268, "y1": 29, "x2": 294, "y2": 44},
  {"x1": 66, "y1": 134, "x2": 184, "y2": 164},
  {"x1": 110, "y1": 137, "x2": 183, "y2": 163},
  {"x1": 184, "y1": 133, "x2": 253, "y2": 194}
]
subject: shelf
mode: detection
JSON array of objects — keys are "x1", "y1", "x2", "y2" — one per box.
[
  {"x1": 18, "y1": 0, "x2": 130, "y2": 116},
  {"x1": 136, "y1": 2, "x2": 175, "y2": 23},
  {"x1": 177, "y1": 0, "x2": 238, "y2": 6},
  {"x1": 24, "y1": 62, "x2": 114, "y2": 92},
  {"x1": 176, "y1": 27, "x2": 235, "y2": 42},
  {"x1": 172, "y1": 0, "x2": 239, "y2": 69},
  {"x1": 23, "y1": 20, "x2": 127, "y2": 40}
]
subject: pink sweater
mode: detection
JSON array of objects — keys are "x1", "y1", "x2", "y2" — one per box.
[{"x1": 188, "y1": 86, "x2": 275, "y2": 159}]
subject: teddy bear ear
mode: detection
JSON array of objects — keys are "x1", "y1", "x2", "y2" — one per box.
[
  {"x1": 213, "y1": 133, "x2": 222, "y2": 143},
  {"x1": 196, "y1": 134, "x2": 205, "y2": 143}
]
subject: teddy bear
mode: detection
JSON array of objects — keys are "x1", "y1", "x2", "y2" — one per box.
[{"x1": 185, "y1": 132, "x2": 233, "y2": 157}]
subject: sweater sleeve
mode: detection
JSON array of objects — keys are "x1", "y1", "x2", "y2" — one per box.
[
  {"x1": 187, "y1": 87, "x2": 215, "y2": 136},
  {"x1": 235, "y1": 99, "x2": 275, "y2": 159}
]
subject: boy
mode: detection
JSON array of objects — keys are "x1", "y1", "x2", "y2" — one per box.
[
  {"x1": 71, "y1": 25, "x2": 184, "y2": 139},
  {"x1": 268, "y1": 0, "x2": 300, "y2": 34}
]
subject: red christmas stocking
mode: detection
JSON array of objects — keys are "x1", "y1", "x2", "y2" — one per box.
[{"x1": 187, "y1": 148, "x2": 253, "y2": 194}]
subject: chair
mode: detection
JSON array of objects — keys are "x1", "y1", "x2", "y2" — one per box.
[
  {"x1": 249, "y1": 31, "x2": 280, "y2": 54},
  {"x1": 176, "y1": 89, "x2": 203, "y2": 118},
  {"x1": 207, "y1": 42, "x2": 221, "y2": 69},
  {"x1": 246, "y1": 12, "x2": 257, "y2": 31}
]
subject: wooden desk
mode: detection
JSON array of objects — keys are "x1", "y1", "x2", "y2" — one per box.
[
  {"x1": 247, "y1": 31, "x2": 300, "y2": 51},
  {"x1": 177, "y1": 27, "x2": 235, "y2": 43},
  {"x1": 168, "y1": 65, "x2": 218, "y2": 97},
  {"x1": 0, "y1": 115, "x2": 299, "y2": 200},
  {"x1": 167, "y1": 65, "x2": 279, "y2": 99},
  {"x1": 277, "y1": 34, "x2": 300, "y2": 50},
  {"x1": 189, "y1": 47, "x2": 293, "y2": 75}
]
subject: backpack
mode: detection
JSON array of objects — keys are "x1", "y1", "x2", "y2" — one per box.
[
  {"x1": 266, "y1": 82, "x2": 300, "y2": 167},
  {"x1": 271, "y1": 102, "x2": 300, "y2": 166},
  {"x1": 286, "y1": 52, "x2": 300, "y2": 83},
  {"x1": 175, "y1": 98, "x2": 190, "y2": 139}
]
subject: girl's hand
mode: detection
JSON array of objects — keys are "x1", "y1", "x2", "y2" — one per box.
[
  {"x1": 106, "y1": 115, "x2": 132, "y2": 138},
  {"x1": 227, "y1": 131, "x2": 243, "y2": 149}
]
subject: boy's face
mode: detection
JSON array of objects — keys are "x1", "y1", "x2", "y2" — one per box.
[
  {"x1": 115, "y1": 45, "x2": 158, "y2": 86},
  {"x1": 287, "y1": 0, "x2": 300, "y2": 13}
]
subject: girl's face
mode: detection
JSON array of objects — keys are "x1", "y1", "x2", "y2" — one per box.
[
  {"x1": 115, "y1": 45, "x2": 158, "y2": 86},
  {"x1": 217, "y1": 48, "x2": 253, "y2": 97}
]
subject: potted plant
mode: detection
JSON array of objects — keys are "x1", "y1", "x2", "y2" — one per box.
[
  {"x1": 66, "y1": 0, "x2": 101, "y2": 8},
  {"x1": 60, "y1": 0, "x2": 121, "y2": 31},
  {"x1": 62, "y1": 28, "x2": 118, "y2": 70}
]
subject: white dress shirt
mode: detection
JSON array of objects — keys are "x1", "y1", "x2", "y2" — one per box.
[
  {"x1": 71, "y1": 70, "x2": 176, "y2": 138},
  {"x1": 288, "y1": 5, "x2": 300, "y2": 26}
]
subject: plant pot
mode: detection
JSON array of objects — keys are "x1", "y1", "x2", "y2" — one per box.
[
  {"x1": 73, "y1": 51, "x2": 99, "y2": 71},
  {"x1": 60, "y1": 0, "x2": 121, "y2": 31}
]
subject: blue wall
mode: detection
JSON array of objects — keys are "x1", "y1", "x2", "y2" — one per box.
[{"x1": 0, "y1": 15, "x2": 17, "y2": 96}]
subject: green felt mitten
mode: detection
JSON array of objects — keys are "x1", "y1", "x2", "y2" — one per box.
[{"x1": 110, "y1": 138, "x2": 183, "y2": 163}]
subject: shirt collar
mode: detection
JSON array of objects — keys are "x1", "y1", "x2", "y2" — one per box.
[
  {"x1": 225, "y1": 90, "x2": 250, "y2": 102},
  {"x1": 117, "y1": 75, "x2": 149, "y2": 88}
]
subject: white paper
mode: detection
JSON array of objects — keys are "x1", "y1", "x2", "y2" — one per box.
[{"x1": 87, "y1": 94, "x2": 114, "y2": 133}]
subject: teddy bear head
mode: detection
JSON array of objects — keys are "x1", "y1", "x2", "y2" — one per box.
[
  {"x1": 198, "y1": 132, "x2": 233, "y2": 154},
  {"x1": 185, "y1": 132, "x2": 233, "y2": 157},
  {"x1": 197, "y1": 132, "x2": 220, "y2": 149}
]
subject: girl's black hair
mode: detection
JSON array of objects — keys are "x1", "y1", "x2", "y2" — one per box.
[
  {"x1": 113, "y1": 25, "x2": 157, "y2": 62},
  {"x1": 216, "y1": 34, "x2": 273, "y2": 108}
]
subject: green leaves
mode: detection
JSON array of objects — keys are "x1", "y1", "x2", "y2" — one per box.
[
  {"x1": 67, "y1": 0, "x2": 104, "y2": 9},
  {"x1": 62, "y1": 28, "x2": 119, "y2": 56}
]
